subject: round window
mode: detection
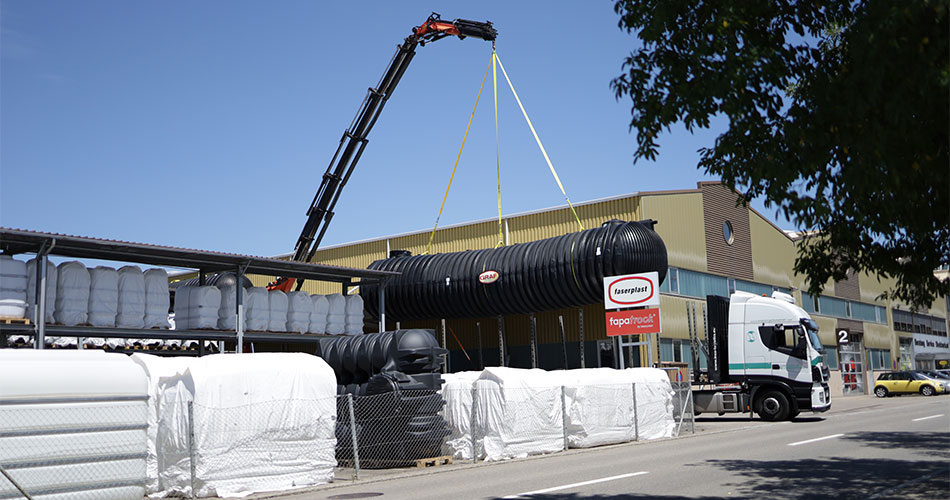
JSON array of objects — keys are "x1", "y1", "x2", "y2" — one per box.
[{"x1": 723, "y1": 220, "x2": 735, "y2": 245}]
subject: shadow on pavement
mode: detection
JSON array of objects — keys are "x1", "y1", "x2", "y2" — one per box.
[{"x1": 489, "y1": 432, "x2": 950, "y2": 500}]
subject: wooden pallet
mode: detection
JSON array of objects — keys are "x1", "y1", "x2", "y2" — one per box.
[
  {"x1": 0, "y1": 317, "x2": 30, "y2": 325},
  {"x1": 340, "y1": 455, "x2": 453, "y2": 469}
]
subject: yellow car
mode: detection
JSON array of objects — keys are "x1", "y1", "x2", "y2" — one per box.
[{"x1": 874, "y1": 371, "x2": 947, "y2": 397}]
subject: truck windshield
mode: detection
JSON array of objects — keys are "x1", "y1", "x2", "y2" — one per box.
[{"x1": 801, "y1": 318, "x2": 823, "y2": 351}]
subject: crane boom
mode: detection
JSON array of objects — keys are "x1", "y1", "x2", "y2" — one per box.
[{"x1": 270, "y1": 13, "x2": 497, "y2": 292}]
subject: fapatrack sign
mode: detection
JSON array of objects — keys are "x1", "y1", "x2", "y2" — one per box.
[{"x1": 603, "y1": 271, "x2": 660, "y2": 310}]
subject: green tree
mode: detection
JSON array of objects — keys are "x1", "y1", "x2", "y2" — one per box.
[{"x1": 612, "y1": 0, "x2": 949, "y2": 308}]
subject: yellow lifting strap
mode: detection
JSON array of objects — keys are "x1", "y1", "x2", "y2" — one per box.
[
  {"x1": 424, "y1": 54, "x2": 493, "y2": 256},
  {"x1": 492, "y1": 50, "x2": 504, "y2": 247},
  {"x1": 495, "y1": 53, "x2": 585, "y2": 232}
]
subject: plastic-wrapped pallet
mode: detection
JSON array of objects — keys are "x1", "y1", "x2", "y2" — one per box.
[
  {"x1": 0, "y1": 255, "x2": 28, "y2": 318},
  {"x1": 472, "y1": 367, "x2": 568, "y2": 461},
  {"x1": 117, "y1": 265, "x2": 146, "y2": 329},
  {"x1": 54, "y1": 261, "x2": 90, "y2": 326},
  {"x1": 88, "y1": 266, "x2": 119, "y2": 327},
  {"x1": 216, "y1": 285, "x2": 245, "y2": 331},
  {"x1": 440, "y1": 371, "x2": 483, "y2": 460},
  {"x1": 26, "y1": 258, "x2": 56, "y2": 323},
  {"x1": 325, "y1": 293, "x2": 346, "y2": 335},
  {"x1": 128, "y1": 354, "x2": 194, "y2": 496},
  {"x1": 267, "y1": 290, "x2": 288, "y2": 332},
  {"x1": 245, "y1": 287, "x2": 269, "y2": 331},
  {"x1": 308, "y1": 294, "x2": 328, "y2": 334},
  {"x1": 174, "y1": 286, "x2": 220, "y2": 330},
  {"x1": 286, "y1": 291, "x2": 311, "y2": 334},
  {"x1": 144, "y1": 269, "x2": 170, "y2": 329},
  {"x1": 344, "y1": 294, "x2": 364, "y2": 335},
  {"x1": 153, "y1": 353, "x2": 337, "y2": 498}
]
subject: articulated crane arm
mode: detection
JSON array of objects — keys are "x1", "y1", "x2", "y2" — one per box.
[{"x1": 269, "y1": 13, "x2": 497, "y2": 292}]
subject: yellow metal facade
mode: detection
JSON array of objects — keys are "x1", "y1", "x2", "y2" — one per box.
[
  {"x1": 640, "y1": 192, "x2": 707, "y2": 271},
  {"x1": 749, "y1": 212, "x2": 798, "y2": 289}
]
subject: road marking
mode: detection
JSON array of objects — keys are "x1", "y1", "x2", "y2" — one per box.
[
  {"x1": 911, "y1": 414, "x2": 944, "y2": 422},
  {"x1": 787, "y1": 433, "x2": 844, "y2": 446},
  {"x1": 502, "y1": 471, "x2": 649, "y2": 498}
]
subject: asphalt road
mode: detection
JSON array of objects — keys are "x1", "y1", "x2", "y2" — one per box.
[{"x1": 253, "y1": 395, "x2": 950, "y2": 500}]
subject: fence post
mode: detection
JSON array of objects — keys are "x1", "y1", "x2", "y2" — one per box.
[
  {"x1": 346, "y1": 393, "x2": 361, "y2": 480},
  {"x1": 578, "y1": 308, "x2": 585, "y2": 369},
  {"x1": 187, "y1": 401, "x2": 196, "y2": 500},
  {"x1": 0, "y1": 464, "x2": 34, "y2": 500},
  {"x1": 560, "y1": 386, "x2": 569, "y2": 451},
  {"x1": 632, "y1": 383, "x2": 639, "y2": 441},
  {"x1": 470, "y1": 384, "x2": 478, "y2": 463}
]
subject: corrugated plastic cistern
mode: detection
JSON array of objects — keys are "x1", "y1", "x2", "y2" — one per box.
[{"x1": 360, "y1": 219, "x2": 668, "y2": 321}]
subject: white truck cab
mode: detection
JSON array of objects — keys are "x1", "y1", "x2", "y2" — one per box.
[{"x1": 696, "y1": 291, "x2": 831, "y2": 420}]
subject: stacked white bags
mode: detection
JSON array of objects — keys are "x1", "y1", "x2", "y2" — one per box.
[
  {"x1": 144, "y1": 269, "x2": 170, "y2": 329},
  {"x1": 117, "y1": 266, "x2": 146, "y2": 329},
  {"x1": 440, "y1": 371, "x2": 483, "y2": 460},
  {"x1": 267, "y1": 290, "x2": 288, "y2": 332},
  {"x1": 55, "y1": 261, "x2": 90, "y2": 326},
  {"x1": 344, "y1": 295, "x2": 363, "y2": 335},
  {"x1": 286, "y1": 291, "x2": 311, "y2": 334},
  {"x1": 174, "y1": 286, "x2": 221, "y2": 330},
  {"x1": 245, "y1": 287, "x2": 269, "y2": 331},
  {"x1": 325, "y1": 294, "x2": 346, "y2": 335},
  {"x1": 216, "y1": 285, "x2": 244, "y2": 331},
  {"x1": 26, "y1": 258, "x2": 56, "y2": 323},
  {"x1": 0, "y1": 255, "x2": 28, "y2": 318},
  {"x1": 309, "y1": 295, "x2": 329, "y2": 334}
]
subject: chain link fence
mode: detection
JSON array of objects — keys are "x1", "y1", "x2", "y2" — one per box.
[
  {"x1": 0, "y1": 401, "x2": 148, "y2": 500},
  {"x1": 1, "y1": 381, "x2": 694, "y2": 499}
]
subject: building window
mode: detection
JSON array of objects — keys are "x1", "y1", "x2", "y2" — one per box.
[
  {"x1": 723, "y1": 220, "x2": 735, "y2": 245},
  {"x1": 867, "y1": 348, "x2": 892, "y2": 371},
  {"x1": 727, "y1": 278, "x2": 736, "y2": 295},
  {"x1": 660, "y1": 338, "x2": 707, "y2": 372},
  {"x1": 801, "y1": 292, "x2": 818, "y2": 314}
]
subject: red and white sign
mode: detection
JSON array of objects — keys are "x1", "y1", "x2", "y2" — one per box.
[
  {"x1": 604, "y1": 272, "x2": 660, "y2": 310},
  {"x1": 478, "y1": 270, "x2": 499, "y2": 284},
  {"x1": 605, "y1": 308, "x2": 661, "y2": 336}
]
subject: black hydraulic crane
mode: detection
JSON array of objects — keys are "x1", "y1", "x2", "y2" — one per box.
[{"x1": 269, "y1": 13, "x2": 497, "y2": 292}]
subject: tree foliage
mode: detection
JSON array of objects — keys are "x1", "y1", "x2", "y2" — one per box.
[{"x1": 612, "y1": 0, "x2": 949, "y2": 308}]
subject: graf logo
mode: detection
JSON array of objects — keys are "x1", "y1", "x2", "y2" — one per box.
[
  {"x1": 478, "y1": 270, "x2": 499, "y2": 284},
  {"x1": 606, "y1": 276, "x2": 654, "y2": 305}
]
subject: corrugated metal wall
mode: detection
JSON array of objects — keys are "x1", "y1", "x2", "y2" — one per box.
[
  {"x1": 749, "y1": 213, "x2": 798, "y2": 290},
  {"x1": 701, "y1": 183, "x2": 754, "y2": 280},
  {"x1": 640, "y1": 192, "x2": 707, "y2": 271}
]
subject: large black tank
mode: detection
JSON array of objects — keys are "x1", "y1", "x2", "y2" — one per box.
[{"x1": 360, "y1": 219, "x2": 668, "y2": 321}]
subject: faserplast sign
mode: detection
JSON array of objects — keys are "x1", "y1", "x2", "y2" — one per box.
[{"x1": 603, "y1": 271, "x2": 660, "y2": 309}]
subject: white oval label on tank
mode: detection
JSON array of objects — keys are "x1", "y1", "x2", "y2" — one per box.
[{"x1": 479, "y1": 270, "x2": 500, "y2": 284}]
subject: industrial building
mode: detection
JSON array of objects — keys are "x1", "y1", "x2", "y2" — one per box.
[{"x1": 265, "y1": 181, "x2": 949, "y2": 398}]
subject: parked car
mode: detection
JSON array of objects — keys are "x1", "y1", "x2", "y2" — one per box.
[
  {"x1": 921, "y1": 371, "x2": 950, "y2": 391},
  {"x1": 873, "y1": 371, "x2": 947, "y2": 397}
]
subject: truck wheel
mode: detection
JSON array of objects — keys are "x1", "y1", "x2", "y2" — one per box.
[
  {"x1": 874, "y1": 386, "x2": 888, "y2": 398},
  {"x1": 921, "y1": 385, "x2": 935, "y2": 396},
  {"x1": 756, "y1": 390, "x2": 790, "y2": 421}
]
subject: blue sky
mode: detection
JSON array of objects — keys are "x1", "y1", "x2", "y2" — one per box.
[{"x1": 1, "y1": 1, "x2": 791, "y2": 260}]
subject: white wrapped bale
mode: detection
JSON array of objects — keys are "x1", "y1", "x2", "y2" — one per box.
[
  {"x1": 175, "y1": 286, "x2": 220, "y2": 330},
  {"x1": 0, "y1": 255, "x2": 28, "y2": 318},
  {"x1": 26, "y1": 258, "x2": 56, "y2": 323},
  {"x1": 153, "y1": 353, "x2": 337, "y2": 498},
  {"x1": 473, "y1": 367, "x2": 567, "y2": 461},
  {"x1": 144, "y1": 269, "x2": 170, "y2": 329},
  {"x1": 440, "y1": 371, "x2": 483, "y2": 460},
  {"x1": 245, "y1": 287, "x2": 269, "y2": 331},
  {"x1": 267, "y1": 290, "x2": 289, "y2": 332},
  {"x1": 54, "y1": 261, "x2": 90, "y2": 326},
  {"x1": 308, "y1": 294, "x2": 329, "y2": 334},
  {"x1": 216, "y1": 285, "x2": 245, "y2": 331},
  {"x1": 325, "y1": 294, "x2": 346, "y2": 335},
  {"x1": 88, "y1": 267, "x2": 119, "y2": 327},
  {"x1": 117, "y1": 266, "x2": 146, "y2": 329},
  {"x1": 344, "y1": 294, "x2": 364, "y2": 335},
  {"x1": 286, "y1": 291, "x2": 311, "y2": 334}
]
